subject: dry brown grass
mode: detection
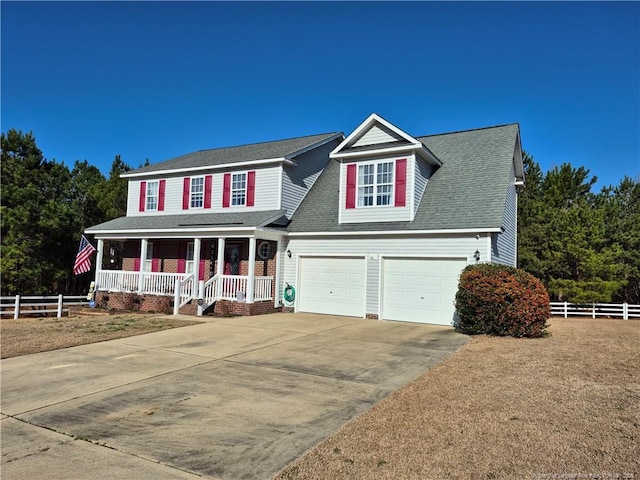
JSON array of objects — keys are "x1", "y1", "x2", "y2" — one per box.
[
  {"x1": 0, "y1": 313, "x2": 201, "y2": 359},
  {"x1": 275, "y1": 318, "x2": 640, "y2": 480}
]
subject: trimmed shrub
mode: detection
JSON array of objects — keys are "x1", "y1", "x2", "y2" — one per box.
[{"x1": 455, "y1": 264, "x2": 550, "y2": 338}]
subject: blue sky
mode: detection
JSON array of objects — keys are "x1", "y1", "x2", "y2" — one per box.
[{"x1": 2, "y1": 1, "x2": 638, "y2": 190}]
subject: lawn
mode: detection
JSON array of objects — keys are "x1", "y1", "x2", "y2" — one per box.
[
  {"x1": 274, "y1": 317, "x2": 640, "y2": 480},
  {"x1": 0, "y1": 313, "x2": 202, "y2": 359}
]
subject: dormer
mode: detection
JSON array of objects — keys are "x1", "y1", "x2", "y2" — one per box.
[{"x1": 331, "y1": 114, "x2": 442, "y2": 224}]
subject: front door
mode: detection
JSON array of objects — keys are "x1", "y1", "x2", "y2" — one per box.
[{"x1": 225, "y1": 244, "x2": 241, "y2": 275}]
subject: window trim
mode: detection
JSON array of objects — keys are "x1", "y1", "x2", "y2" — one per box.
[
  {"x1": 231, "y1": 172, "x2": 247, "y2": 207},
  {"x1": 190, "y1": 176, "x2": 205, "y2": 209},
  {"x1": 145, "y1": 180, "x2": 159, "y2": 211},
  {"x1": 356, "y1": 159, "x2": 395, "y2": 208}
]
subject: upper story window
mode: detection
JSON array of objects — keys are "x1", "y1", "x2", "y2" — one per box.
[
  {"x1": 145, "y1": 181, "x2": 159, "y2": 211},
  {"x1": 357, "y1": 161, "x2": 394, "y2": 207},
  {"x1": 232, "y1": 173, "x2": 246, "y2": 206},
  {"x1": 190, "y1": 177, "x2": 205, "y2": 208},
  {"x1": 345, "y1": 158, "x2": 406, "y2": 210},
  {"x1": 139, "y1": 179, "x2": 165, "y2": 212},
  {"x1": 223, "y1": 171, "x2": 256, "y2": 208},
  {"x1": 182, "y1": 175, "x2": 212, "y2": 210}
]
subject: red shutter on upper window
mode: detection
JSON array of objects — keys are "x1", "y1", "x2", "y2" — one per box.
[
  {"x1": 139, "y1": 181, "x2": 147, "y2": 212},
  {"x1": 395, "y1": 159, "x2": 407, "y2": 207},
  {"x1": 346, "y1": 164, "x2": 357, "y2": 209},
  {"x1": 151, "y1": 258, "x2": 160, "y2": 272},
  {"x1": 246, "y1": 171, "x2": 256, "y2": 207},
  {"x1": 182, "y1": 178, "x2": 190, "y2": 210},
  {"x1": 133, "y1": 258, "x2": 141, "y2": 272},
  {"x1": 158, "y1": 179, "x2": 166, "y2": 211},
  {"x1": 204, "y1": 175, "x2": 213, "y2": 208},
  {"x1": 222, "y1": 173, "x2": 231, "y2": 208}
]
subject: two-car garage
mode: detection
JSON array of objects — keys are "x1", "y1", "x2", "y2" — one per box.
[{"x1": 296, "y1": 256, "x2": 467, "y2": 326}]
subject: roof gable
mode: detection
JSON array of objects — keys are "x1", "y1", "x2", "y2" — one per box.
[
  {"x1": 331, "y1": 113, "x2": 441, "y2": 167},
  {"x1": 289, "y1": 123, "x2": 521, "y2": 233}
]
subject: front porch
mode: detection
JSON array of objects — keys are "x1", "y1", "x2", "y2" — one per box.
[{"x1": 92, "y1": 234, "x2": 282, "y2": 316}]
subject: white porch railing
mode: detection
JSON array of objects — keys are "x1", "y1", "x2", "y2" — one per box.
[
  {"x1": 96, "y1": 270, "x2": 188, "y2": 295},
  {"x1": 96, "y1": 270, "x2": 273, "y2": 315},
  {"x1": 550, "y1": 301, "x2": 640, "y2": 320}
]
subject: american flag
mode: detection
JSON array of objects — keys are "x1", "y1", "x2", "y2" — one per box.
[{"x1": 73, "y1": 235, "x2": 96, "y2": 275}]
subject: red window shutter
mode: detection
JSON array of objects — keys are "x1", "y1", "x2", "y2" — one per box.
[
  {"x1": 222, "y1": 173, "x2": 231, "y2": 208},
  {"x1": 346, "y1": 164, "x2": 357, "y2": 209},
  {"x1": 198, "y1": 259, "x2": 206, "y2": 281},
  {"x1": 151, "y1": 258, "x2": 160, "y2": 272},
  {"x1": 204, "y1": 175, "x2": 213, "y2": 208},
  {"x1": 395, "y1": 159, "x2": 407, "y2": 207},
  {"x1": 182, "y1": 178, "x2": 190, "y2": 210},
  {"x1": 246, "y1": 171, "x2": 256, "y2": 207},
  {"x1": 139, "y1": 181, "x2": 146, "y2": 212},
  {"x1": 177, "y1": 242, "x2": 186, "y2": 274},
  {"x1": 158, "y1": 179, "x2": 166, "y2": 211},
  {"x1": 133, "y1": 258, "x2": 141, "y2": 272}
]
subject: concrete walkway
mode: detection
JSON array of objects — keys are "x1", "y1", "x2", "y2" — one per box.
[{"x1": 1, "y1": 313, "x2": 469, "y2": 480}]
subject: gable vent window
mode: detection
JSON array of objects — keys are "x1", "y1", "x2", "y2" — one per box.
[{"x1": 358, "y1": 161, "x2": 393, "y2": 207}]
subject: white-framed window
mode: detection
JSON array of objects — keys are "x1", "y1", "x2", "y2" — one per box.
[
  {"x1": 144, "y1": 242, "x2": 154, "y2": 272},
  {"x1": 186, "y1": 242, "x2": 195, "y2": 274},
  {"x1": 190, "y1": 177, "x2": 204, "y2": 208},
  {"x1": 145, "y1": 181, "x2": 159, "y2": 211},
  {"x1": 232, "y1": 173, "x2": 246, "y2": 206},
  {"x1": 358, "y1": 161, "x2": 394, "y2": 207}
]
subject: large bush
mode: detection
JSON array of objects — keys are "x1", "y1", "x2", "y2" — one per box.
[{"x1": 455, "y1": 264, "x2": 550, "y2": 338}]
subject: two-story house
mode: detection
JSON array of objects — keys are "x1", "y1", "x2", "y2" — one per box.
[{"x1": 86, "y1": 113, "x2": 523, "y2": 325}]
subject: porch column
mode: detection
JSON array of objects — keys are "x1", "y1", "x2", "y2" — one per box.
[
  {"x1": 246, "y1": 236, "x2": 256, "y2": 303},
  {"x1": 274, "y1": 238, "x2": 281, "y2": 308},
  {"x1": 95, "y1": 239, "x2": 104, "y2": 274},
  {"x1": 193, "y1": 238, "x2": 202, "y2": 279},
  {"x1": 138, "y1": 239, "x2": 148, "y2": 292},
  {"x1": 216, "y1": 237, "x2": 225, "y2": 299}
]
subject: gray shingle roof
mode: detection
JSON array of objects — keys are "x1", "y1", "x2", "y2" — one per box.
[
  {"x1": 127, "y1": 132, "x2": 341, "y2": 175},
  {"x1": 86, "y1": 210, "x2": 287, "y2": 233},
  {"x1": 287, "y1": 123, "x2": 520, "y2": 233}
]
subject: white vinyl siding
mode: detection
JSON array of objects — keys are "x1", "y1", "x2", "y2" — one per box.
[
  {"x1": 491, "y1": 165, "x2": 517, "y2": 267},
  {"x1": 339, "y1": 154, "x2": 415, "y2": 224},
  {"x1": 352, "y1": 124, "x2": 402, "y2": 147},
  {"x1": 281, "y1": 138, "x2": 339, "y2": 219},
  {"x1": 282, "y1": 234, "x2": 481, "y2": 318},
  {"x1": 127, "y1": 165, "x2": 281, "y2": 216},
  {"x1": 414, "y1": 158, "x2": 433, "y2": 217}
]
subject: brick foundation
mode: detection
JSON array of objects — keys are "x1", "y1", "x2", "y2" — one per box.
[
  {"x1": 96, "y1": 291, "x2": 281, "y2": 318},
  {"x1": 213, "y1": 300, "x2": 281, "y2": 317},
  {"x1": 366, "y1": 314, "x2": 379, "y2": 319},
  {"x1": 95, "y1": 291, "x2": 173, "y2": 314}
]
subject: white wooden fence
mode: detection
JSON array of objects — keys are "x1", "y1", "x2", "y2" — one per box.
[
  {"x1": 551, "y1": 301, "x2": 640, "y2": 320},
  {"x1": 0, "y1": 295, "x2": 90, "y2": 319}
]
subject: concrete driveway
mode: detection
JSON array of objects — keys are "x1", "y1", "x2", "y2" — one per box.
[{"x1": 1, "y1": 313, "x2": 469, "y2": 480}]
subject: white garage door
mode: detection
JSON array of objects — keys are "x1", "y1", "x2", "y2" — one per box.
[
  {"x1": 298, "y1": 256, "x2": 365, "y2": 317},
  {"x1": 382, "y1": 258, "x2": 467, "y2": 325}
]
